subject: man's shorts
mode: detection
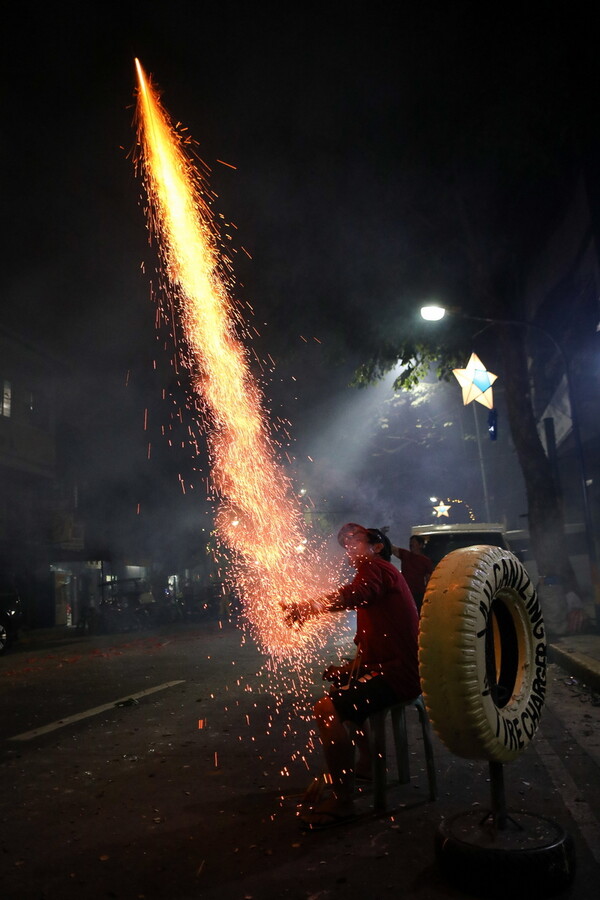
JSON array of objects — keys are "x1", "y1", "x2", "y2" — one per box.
[{"x1": 328, "y1": 672, "x2": 399, "y2": 725}]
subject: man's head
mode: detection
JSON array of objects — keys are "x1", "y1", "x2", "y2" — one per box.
[
  {"x1": 337, "y1": 523, "x2": 392, "y2": 563},
  {"x1": 409, "y1": 534, "x2": 426, "y2": 554},
  {"x1": 366, "y1": 527, "x2": 392, "y2": 561}
]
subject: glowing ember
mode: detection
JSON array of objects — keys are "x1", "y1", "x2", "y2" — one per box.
[{"x1": 133, "y1": 60, "x2": 343, "y2": 659}]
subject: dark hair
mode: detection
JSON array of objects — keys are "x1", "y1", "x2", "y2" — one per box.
[
  {"x1": 367, "y1": 528, "x2": 392, "y2": 561},
  {"x1": 337, "y1": 523, "x2": 392, "y2": 561},
  {"x1": 411, "y1": 534, "x2": 426, "y2": 549}
]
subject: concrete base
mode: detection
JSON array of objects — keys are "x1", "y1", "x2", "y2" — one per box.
[{"x1": 436, "y1": 809, "x2": 576, "y2": 899}]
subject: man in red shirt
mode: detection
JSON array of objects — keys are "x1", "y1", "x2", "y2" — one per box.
[
  {"x1": 288, "y1": 523, "x2": 420, "y2": 830},
  {"x1": 390, "y1": 534, "x2": 435, "y2": 612}
]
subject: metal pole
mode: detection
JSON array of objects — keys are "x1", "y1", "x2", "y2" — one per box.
[
  {"x1": 472, "y1": 403, "x2": 492, "y2": 521},
  {"x1": 488, "y1": 761, "x2": 508, "y2": 830}
]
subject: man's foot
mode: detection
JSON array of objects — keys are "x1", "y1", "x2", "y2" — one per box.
[
  {"x1": 355, "y1": 754, "x2": 372, "y2": 782},
  {"x1": 355, "y1": 768, "x2": 372, "y2": 783},
  {"x1": 299, "y1": 794, "x2": 356, "y2": 831},
  {"x1": 301, "y1": 773, "x2": 328, "y2": 807}
]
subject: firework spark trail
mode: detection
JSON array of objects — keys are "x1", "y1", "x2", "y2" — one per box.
[{"x1": 134, "y1": 61, "x2": 346, "y2": 662}]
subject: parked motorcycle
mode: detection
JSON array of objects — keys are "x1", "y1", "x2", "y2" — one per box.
[
  {"x1": 78, "y1": 578, "x2": 182, "y2": 634},
  {"x1": 0, "y1": 578, "x2": 23, "y2": 654}
]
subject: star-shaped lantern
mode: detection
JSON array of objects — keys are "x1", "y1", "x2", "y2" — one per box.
[
  {"x1": 452, "y1": 353, "x2": 497, "y2": 409},
  {"x1": 433, "y1": 501, "x2": 450, "y2": 518}
]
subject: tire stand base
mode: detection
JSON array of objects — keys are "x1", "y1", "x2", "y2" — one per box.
[{"x1": 435, "y1": 763, "x2": 576, "y2": 898}]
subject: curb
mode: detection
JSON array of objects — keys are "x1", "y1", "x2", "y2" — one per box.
[{"x1": 548, "y1": 642, "x2": 600, "y2": 694}]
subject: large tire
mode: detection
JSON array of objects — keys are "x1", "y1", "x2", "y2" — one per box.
[{"x1": 419, "y1": 545, "x2": 546, "y2": 763}]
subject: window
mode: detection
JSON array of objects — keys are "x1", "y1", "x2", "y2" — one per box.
[{"x1": 1, "y1": 380, "x2": 11, "y2": 417}]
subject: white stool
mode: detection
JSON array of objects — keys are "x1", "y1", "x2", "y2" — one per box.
[{"x1": 367, "y1": 695, "x2": 437, "y2": 812}]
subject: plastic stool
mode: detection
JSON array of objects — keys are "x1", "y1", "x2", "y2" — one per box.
[{"x1": 367, "y1": 695, "x2": 437, "y2": 812}]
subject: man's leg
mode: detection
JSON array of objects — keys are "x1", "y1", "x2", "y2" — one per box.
[
  {"x1": 354, "y1": 722, "x2": 372, "y2": 779},
  {"x1": 310, "y1": 695, "x2": 356, "y2": 817}
]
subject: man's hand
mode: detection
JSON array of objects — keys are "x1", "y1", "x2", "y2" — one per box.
[
  {"x1": 283, "y1": 600, "x2": 311, "y2": 627},
  {"x1": 322, "y1": 656, "x2": 360, "y2": 682},
  {"x1": 322, "y1": 664, "x2": 345, "y2": 682},
  {"x1": 282, "y1": 596, "x2": 328, "y2": 628}
]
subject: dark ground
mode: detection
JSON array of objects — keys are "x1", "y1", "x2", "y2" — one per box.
[{"x1": 1, "y1": 622, "x2": 599, "y2": 899}]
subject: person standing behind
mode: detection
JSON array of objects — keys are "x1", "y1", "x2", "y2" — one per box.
[{"x1": 390, "y1": 534, "x2": 434, "y2": 613}]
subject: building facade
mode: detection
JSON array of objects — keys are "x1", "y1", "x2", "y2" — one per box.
[{"x1": 0, "y1": 326, "x2": 85, "y2": 625}]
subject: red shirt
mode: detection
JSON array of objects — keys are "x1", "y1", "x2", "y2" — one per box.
[
  {"x1": 331, "y1": 556, "x2": 420, "y2": 701},
  {"x1": 393, "y1": 548, "x2": 434, "y2": 605}
]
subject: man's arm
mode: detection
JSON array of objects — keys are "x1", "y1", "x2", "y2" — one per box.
[
  {"x1": 284, "y1": 561, "x2": 385, "y2": 625},
  {"x1": 283, "y1": 594, "x2": 332, "y2": 626},
  {"x1": 391, "y1": 546, "x2": 408, "y2": 563}
]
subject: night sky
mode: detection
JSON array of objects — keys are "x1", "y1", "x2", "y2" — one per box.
[{"x1": 2, "y1": 3, "x2": 591, "y2": 561}]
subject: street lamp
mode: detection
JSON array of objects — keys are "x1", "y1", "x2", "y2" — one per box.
[
  {"x1": 420, "y1": 305, "x2": 447, "y2": 321},
  {"x1": 420, "y1": 304, "x2": 598, "y2": 602}
]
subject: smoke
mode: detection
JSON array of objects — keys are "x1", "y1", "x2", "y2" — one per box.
[{"x1": 2, "y1": 3, "x2": 531, "y2": 570}]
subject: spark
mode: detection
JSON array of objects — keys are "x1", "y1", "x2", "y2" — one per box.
[{"x1": 133, "y1": 61, "x2": 348, "y2": 672}]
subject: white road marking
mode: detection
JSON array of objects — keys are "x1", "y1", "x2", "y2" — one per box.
[
  {"x1": 536, "y1": 728, "x2": 600, "y2": 864},
  {"x1": 8, "y1": 680, "x2": 186, "y2": 742}
]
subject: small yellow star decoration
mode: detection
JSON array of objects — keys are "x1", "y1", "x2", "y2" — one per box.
[{"x1": 433, "y1": 501, "x2": 450, "y2": 518}]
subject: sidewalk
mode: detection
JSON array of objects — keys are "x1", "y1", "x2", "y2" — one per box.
[
  {"x1": 11, "y1": 623, "x2": 600, "y2": 694},
  {"x1": 548, "y1": 632, "x2": 600, "y2": 694}
]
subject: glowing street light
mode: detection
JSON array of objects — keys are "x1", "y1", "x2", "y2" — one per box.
[{"x1": 420, "y1": 304, "x2": 447, "y2": 321}]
